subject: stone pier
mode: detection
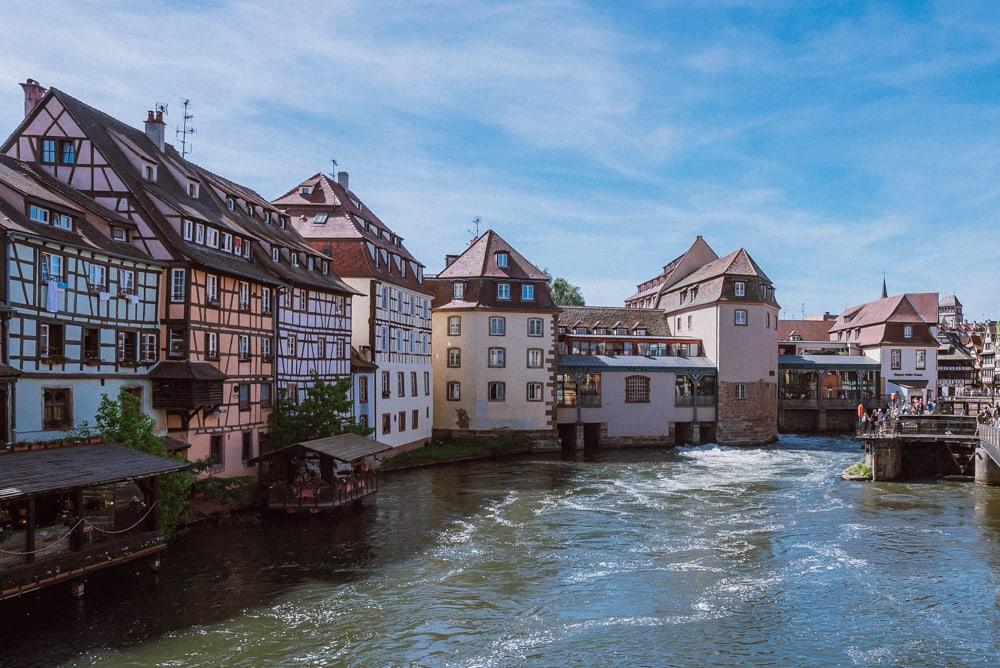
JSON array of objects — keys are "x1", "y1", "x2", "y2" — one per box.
[
  {"x1": 975, "y1": 448, "x2": 1000, "y2": 486},
  {"x1": 867, "y1": 442, "x2": 903, "y2": 481}
]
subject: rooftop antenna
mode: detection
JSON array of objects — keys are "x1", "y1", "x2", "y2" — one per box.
[
  {"x1": 467, "y1": 216, "x2": 481, "y2": 244},
  {"x1": 329, "y1": 158, "x2": 339, "y2": 178},
  {"x1": 801, "y1": 302, "x2": 805, "y2": 320},
  {"x1": 175, "y1": 99, "x2": 196, "y2": 158}
]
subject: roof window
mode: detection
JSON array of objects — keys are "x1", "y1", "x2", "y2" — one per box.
[
  {"x1": 496, "y1": 251, "x2": 509, "y2": 269},
  {"x1": 313, "y1": 213, "x2": 328, "y2": 225}
]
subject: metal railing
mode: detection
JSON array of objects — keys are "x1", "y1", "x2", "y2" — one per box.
[
  {"x1": 266, "y1": 474, "x2": 377, "y2": 510},
  {"x1": 857, "y1": 415, "x2": 980, "y2": 439}
]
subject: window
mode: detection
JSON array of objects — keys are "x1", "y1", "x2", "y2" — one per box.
[
  {"x1": 226, "y1": 196, "x2": 235, "y2": 211},
  {"x1": 635, "y1": 328, "x2": 648, "y2": 336},
  {"x1": 412, "y1": 409, "x2": 419, "y2": 430},
  {"x1": 205, "y1": 227, "x2": 219, "y2": 248},
  {"x1": 261, "y1": 335, "x2": 272, "y2": 361},
  {"x1": 735, "y1": 309, "x2": 748, "y2": 326},
  {"x1": 246, "y1": 204, "x2": 255, "y2": 218},
  {"x1": 916, "y1": 349, "x2": 926, "y2": 370},
  {"x1": 488, "y1": 347, "x2": 506, "y2": 368},
  {"x1": 489, "y1": 316, "x2": 506, "y2": 336},
  {"x1": 42, "y1": 388, "x2": 72, "y2": 430},
  {"x1": 527, "y1": 348, "x2": 543, "y2": 368},
  {"x1": 210, "y1": 435, "x2": 224, "y2": 470},
  {"x1": 272, "y1": 247, "x2": 280, "y2": 263},
  {"x1": 736, "y1": 384, "x2": 748, "y2": 400},
  {"x1": 286, "y1": 384, "x2": 300, "y2": 405},
  {"x1": 205, "y1": 331, "x2": 219, "y2": 360},
  {"x1": 496, "y1": 251, "x2": 509, "y2": 268},
  {"x1": 453, "y1": 282, "x2": 466, "y2": 300},
  {"x1": 53, "y1": 213, "x2": 72, "y2": 230},
  {"x1": 28, "y1": 205, "x2": 49, "y2": 223},
  {"x1": 221, "y1": 233, "x2": 233, "y2": 253},
  {"x1": 382, "y1": 413, "x2": 391, "y2": 435},
  {"x1": 448, "y1": 316, "x2": 461, "y2": 336},
  {"x1": 488, "y1": 382, "x2": 506, "y2": 402},
  {"x1": 424, "y1": 371, "x2": 430, "y2": 396},
  {"x1": 398, "y1": 410, "x2": 407, "y2": 432},
  {"x1": 300, "y1": 186, "x2": 312, "y2": 196},
  {"x1": 381, "y1": 371, "x2": 390, "y2": 398},
  {"x1": 60, "y1": 140, "x2": 76, "y2": 164},
  {"x1": 358, "y1": 376, "x2": 369, "y2": 403},
  {"x1": 287, "y1": 334, "x2": 297, "y2": 358},
  {"x1": 41, "y1": 139, "x2": 57, "y2": 163},
  {"x1": 195, "y1": 223, "x2": 205, "y2": 245},
  {"x1": 522, "y1": 284, "x2": 535, "y2": 301},
  {"x1": 261, "y1": 288, "x2": 271, "y2": 314},
  {"x1": 448, "y1": 347, "x2": 461, "y2": 367},
  {"x1": 891, "y1": 348, "x2": 902, "y2": 370},
  {"x1": 239, "y1": 281, "x2": 250, "y2": 310},
  {"x1": 497, "y1": 283, "x2": 511, "y2": 301},
  {"x1": 141, "y1": 332, "x2": 157, "y2": 362},
  {"x1": 116, "y1": 330, "x2": 138, "y2": 363},
  {"x1": 687, "y1": 315, "x2": 692, "y2": 329},
  {"x1": 527, "y1": 382, "x2": 544, "y2": 402},
  {"x1": 168, "y1": 329, "x2": 185, "y2": 358},
  {"x1": 40, "y1": 252, "x2": 63, "y2": 282},
  {"x1": 243, "y1": 238, "x2": 251, "y2": 258},
  {"x1": 39, "y1": 323, "x2": 65, "y2": 358},
  {"x1": 625, "y1": 375, "x2": 651, "y2": 403},
  {"x1": 206, "y1": 274, "x2": 219, "y2": 304},
  {"x1": 313, "y1": 213, "x2": 328, "y2": 224},
  {"x1": 111, "y1": 226, "x2": 127, "y2": 242},
  {"x1": 242, "y1": 432, "x2": 253, "y2": 462},
  {"x1": 260, "y1": 382, "x2": 272, "y2": 408},
  {"x1": 528, "y1": 318, "x2": 544, "y2": 337},
  {"x1": 766, "y1": 312, "x2": 771, "y2": 328},
  {"x1": 120, "y1": 269, "x2": 136, "y2": 294},
  {"x1": 292, "y1": 253, "x2": 300, "y2": 268},
  {"x1": 903, "y1": 325, "x2": 913, "y2": 340},
  {"x1": 239, "y1": 383, "x2": 250, "y2": 411},
  {"x1": 170, "y1": 268, "x2": 186, "y2": 302},
  {"x1": 87, "y1": 263, "x2": 106, "y2": 290},
  {"x1": 397, "y1": 372, "x2": 405, "y2": 397},
  {"x1": 734, "y1": 281, "x2": 746, "y2": 297},
  {"x1": 81, "y1": 327, "x2": 100, "y2": 362},
  {"x1": 144, "y1": 165, "x2": 155, "y2": 181},
  {"x1": 447, "y1": 382, "x2": 461, "y2": 400},
  {"x1": 239, "y1": 335, "x2": 250, "y2": 361},
  {"x1": 188, "y1": 182, "x2": 199, "y2": 198}
]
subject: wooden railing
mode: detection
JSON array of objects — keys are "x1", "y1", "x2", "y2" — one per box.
[{"x1": 266, "y1": 474, "x2": 377, "y2": 510}]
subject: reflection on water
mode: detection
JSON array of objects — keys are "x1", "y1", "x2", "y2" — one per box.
[{"x1": 4, "y1": 435, "x2": 1000, "y2": 666}]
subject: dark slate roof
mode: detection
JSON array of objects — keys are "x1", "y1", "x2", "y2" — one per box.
[
  {"x1": 0, "y1": 443, "x2": 188, "y2": 499},
  {"x1": 350, "y1": 346, "x2": 377, "y2": 372},
  {"x1": 248, "y1": 432, "x2": 392, "y2": 465},
  {"x1": 558, "y1": 306, "x2": 673, "y2": 336},
  {"x1": 0, "y1": 363, "x2": 20, "y2": 379},
  {"x1": 162, "y1": 436, "x2": 191, "y2": 453},
  {"x1": 436, "y1": 229, "x2": 547, "y2": 280},
  {"x1": 778, "y1": 354, "x2": 881, "y2": 370},
  {"x1": 148, "y1": 361, "x2": 226, "y2": 381},
  {"x1": 558, "y1": 354, "x2": 716, "y2": 373}
]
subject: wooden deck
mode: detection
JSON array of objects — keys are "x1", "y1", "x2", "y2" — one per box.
[
  {"x1": 856, "y1": 415, "x2": 980, "y2": 443},
  {"x1": 264, "y1": 475, "x2": 377, "y2": 512}
]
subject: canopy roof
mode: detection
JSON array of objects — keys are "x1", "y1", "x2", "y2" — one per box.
[
  {"x1": 249, "y1": 433, "x2": 392, "y2": 465},
  {"x1": 0, "y1": 444, "x2": 188, "y2": 500},
  {"x1": 778, "y1": 354, "x2": 881, "y2": 370},
  {"x1": 558, "y1": 354, "x2": 716, "y2": 373}
]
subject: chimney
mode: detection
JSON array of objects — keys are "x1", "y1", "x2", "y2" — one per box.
[
  {"x1": 20, "y1": 79, "x2": 46, "y2": 117},
  {"x1": 337, "y1": 170, "x2": 349, "y2": 190},
  {"x1": 445, "y1": 254, "x2": 458, "y2": 267},
  {"x1": 144, "y1": 109, "x2": 166, "y2": 152}
]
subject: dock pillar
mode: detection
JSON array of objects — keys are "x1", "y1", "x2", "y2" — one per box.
[
  {"x1": 817, "y1": 409, "x2": 827, "y2": 432},
  {"x1": 690, "y1": 422, "x2": 701, "y2": 445},
  {"x1": 574, "y1": 424, "x2": 585, "y2": 451},
  {"x1": 70, "y1": 578, "x2": 86, "y2": 599},
  {"x1": 975, "y1": 448, "x2": 1000, "y2": 485},
  {"x1": 868, "y1": 441, "x2": 902, "y2": 481}
]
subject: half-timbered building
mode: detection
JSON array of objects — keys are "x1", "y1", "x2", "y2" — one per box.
[
  {"x1": 274, "y1": 172, "x2": 433, "y2": 452},
  {"x1": 0, "y1": 154, "x2": 162, "y2": 444}
]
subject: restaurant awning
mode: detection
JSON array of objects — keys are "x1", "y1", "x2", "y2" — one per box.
[
  {"x1": 0, "y1": 443, "x2": 189, "y2": 500},
  {"x1": 889, "y1": 379, "x2": 929, "y2": 388},
  {"x1": 248, "y1": 433, "x2": 392, "y2": 465}
]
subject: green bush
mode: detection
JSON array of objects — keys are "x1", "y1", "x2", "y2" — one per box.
[
  {"x1": 843, "y1": 461, "x2": 873, "y2": 479},
  {"x1": 386, "y1": 434, "x2": 532, "y2": 468}
]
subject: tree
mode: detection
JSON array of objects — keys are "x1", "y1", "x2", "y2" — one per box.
[
  {"x1": 266, "y1": 372, "x2": 367, "y2": 450},
  {"x1": 544, "y1": 269, "x2": 585, "y2": 306},
  {"x1": 95, "y1": 389, "x2": 194, "y2": 538}
]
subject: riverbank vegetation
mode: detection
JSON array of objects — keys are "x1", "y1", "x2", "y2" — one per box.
[
  {"x1": 383, "y1": 434, "x2": 533, "y2": 470},
  {"x1": 842, "y1": 461, "x2": 873, "y2": 480}
]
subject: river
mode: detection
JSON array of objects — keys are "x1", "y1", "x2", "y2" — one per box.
[{"x1": 4, "y1": 434, "x2": 1000, "y2": 666}]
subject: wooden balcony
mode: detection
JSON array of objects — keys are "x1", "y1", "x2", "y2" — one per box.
[{"x1": 264, "y1": 475, "x2": 377, "y2": 512}]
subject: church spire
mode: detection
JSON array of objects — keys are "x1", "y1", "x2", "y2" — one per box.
[{"x1": 881, "y1": 273, "x2": 888, "y2": 299}]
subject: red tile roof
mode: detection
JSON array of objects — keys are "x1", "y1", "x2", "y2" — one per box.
[
  {"x1": 436, "y1": 229, "x2": 548, "y2": 280},
  {"x1": 778, "y1": 319, "x2": 834, "y2": 341}
]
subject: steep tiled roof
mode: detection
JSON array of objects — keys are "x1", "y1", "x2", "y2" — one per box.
[
  {"x1": 670, "y1": 248, "x2": 771, "y2": 291},
  {"x1": 436, "y1": 229, "x2": 547, "y2": 280},
  {"x1": 940, "y1": 294, "x2": 962, "y2": 307},
  {"x1": 557, "y1": 306, "x2": 673, "y2": 337},
  {"x1": 830, "y1": 293, "x2": 938, "y2": 333},
  {"x1": 778, "y1": 319, "x2": 834, "y2": 342},
  {"x1": 625, "y1": 236, "x2": 719, "y2": 306}
]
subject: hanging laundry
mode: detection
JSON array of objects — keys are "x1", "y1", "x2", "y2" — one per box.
[{"x1": 45, "y1": 279, "x2": 59, "y2": 312}]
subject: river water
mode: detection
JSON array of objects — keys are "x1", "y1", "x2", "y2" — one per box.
[{"x1": 4, "y1": 434, "x2": 1000, "y2": 666}]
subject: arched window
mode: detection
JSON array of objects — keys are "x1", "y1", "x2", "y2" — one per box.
[{"x1": 625, "y1": 375, "x2": 651, "y2": 403}]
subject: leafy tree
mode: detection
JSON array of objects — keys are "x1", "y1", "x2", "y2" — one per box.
[
  {"x1": 95, "y1": 389, "x2": 194, "y2": 538},
  {"x1": 544, "y1": 269, "x2": 585, "y2": 306},
  {"x1": 266, "y1": 372, "x2": 368, "y2": 450}
]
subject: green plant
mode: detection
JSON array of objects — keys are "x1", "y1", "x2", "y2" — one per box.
[
  {"x1": 843, "y1": 461, "x2": 873, "y2": 479},
  {"x1": 266, "y1": 372, "x2": 368, "y2": 450},
  {"x1": 95, "y1": 389, "x2": 194, "y2": 537}
]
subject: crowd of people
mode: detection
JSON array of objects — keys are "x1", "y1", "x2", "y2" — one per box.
[
  {"x1": 977, "y1": 405, "x2": 1000, "y2": 428},
  {"x1": 858, "y1": 398, "x2": 937, "y2": 435}
]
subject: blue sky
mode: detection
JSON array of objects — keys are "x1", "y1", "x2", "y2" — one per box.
[{"x1": 1, "y1": 1, "x2": 998, "y2": 318}]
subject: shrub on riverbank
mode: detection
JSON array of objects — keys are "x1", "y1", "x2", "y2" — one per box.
[
  {"x1": 383, "y1": 434, "x2": 533, "y2": 470},
  {"x1": 842, "y1": 461, "x2": 873, "y2": 480}
]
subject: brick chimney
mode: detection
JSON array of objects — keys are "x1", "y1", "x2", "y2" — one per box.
[
  {"x1": 20, "y1": 79, "x2": 46, "y2": 117},
  {"x1": 337, "y1": 170, "x2": 349, "y2": 191},
  {"x1": 144, "y1": 110, "x2": 166, "y2": 152}
]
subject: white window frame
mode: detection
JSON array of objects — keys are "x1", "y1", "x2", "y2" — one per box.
[
  {"x1": 206, "y1": 274, "x2": 219, "y2": 303},
  {"x1": 447, "y1": 382, "x2": 461, "y2": 401},
  {"x1": 120, "y1": 269, "x2": 136, "y2": 294},
  {"x1": 735, "y1": 309, "x2": 748, "y2": 326},
  {"x1": 528, "y1": 318, "x2": 544, "y2": 337},
  {"x1": 88, "y1": 263, "x2": 106, "y2": 289},
  {"x1": 497, "y1": 283, "x2": 511, "y2": 301},
  {"x1": 453, "y1": 282, "x2": 466, "y2": 300},
  {"x1": 195, "y1": 223, "x2": 205, "y2": 245},
  {"x1": 527, "y1": 382, "x2": 543, "y2": 402},
  {"x1": 182, "y1": 219, "x2": 193, "y2": 241},
  {"x1": 141, "y1": 332, "x2": 157, "y2": 362},
  {"x1": 170, "y1": 268, "x2": 186, "y2": 302},
  {"x1": 734, "y1": 281, "x2": 746, "y2": 297},
  {"x1": 521, "y1": 284, "x2": 535, "y2": 301},
  {"x1": 489, "y1": 316, "x2": 506, "y2": 336}
]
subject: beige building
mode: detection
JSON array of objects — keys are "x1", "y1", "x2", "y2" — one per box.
[{"x1": 428, "y1": 231, "x2": 558, "y2": 444}]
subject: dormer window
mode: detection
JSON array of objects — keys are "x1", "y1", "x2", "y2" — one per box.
[
  {"x1": 264, "y1": 211, "x2": 272, "y2": 224},
  {"x1": 53, "y1": 213, "x2": 72, "y2": 230},
  {"x1": 205, "y1": 227, "x2": 219, "y2": 248},
  {"x1": 188, "y1": 182, "x2": 199, "y2": 198},
  {"x1": 272, "y1": 247, "x2": 280, "y2": 263},
  {"x1": 497, "y1": 283, "x2": 511, "y2": 300},
  {"x1": 574, "y1": 327, "x2": 588, "y2": 335},
  {"x1": 300, "y1": 185, "x2": 312, "y2": 196},
  {"x1": 28, "y1": 205, "x2": 49, "y2": 223},
  {"x1": 111, "y1": 227, "x2": 127, "y2": 242},
  {"x1": 222, "y1": 232, "x2": 233, "y2": 253},
  {"x1": 635, "y1": 328, "x2": 648, "y2": 336},
  {"x1": 243, "y1": 239, "x2": 251, "y2": 258},
  {"x1": 734, "y1": 281, "x2": 746, "y2": 297},
  {"x1": 496, "y1": 251, "x2": 509, "y2": 268},
  {"x1": 453, "y1": 282, "x2": 466, "y2": 300},
  {"x1": 292, "y1": 253, "x2": 300, "y2": 267},
  {"x1": 41, "y1": 139, "x2": 57, "y2": 163},
  {"x1": 522, "y1": 284, "x2": 535, "y2": 301},
  {"x1": 614, "y1": 327, "x2": 628, "y2": 336},
  {"x1": 246, "y1": 204, "x2": 254, "y2": 218},
  {"x1": 307, "y1": 256, "x2": 314, "y2": 271},
  {"x1": 680, "y1": 289, "x2": 688, "y2": 304},
  {"x1": 313, "y1": 213, "x2": 328, "y2": 225},
  {"x1": 195, "y1": 223, "x2": 205, "y2": 245},
  {"x1": 322, "y1": 260, "x2": 329, "y2": 275},
  {"x1": 182, "y1": 219, "x2": 193, "y2": 240},
  {"x1": 233, "y1": 237, "x2": 242, "y2": 256},
  {"x1": 279, "y1": 216, "x2": 287, "y2": 229},
  {"x1": 904, "y1": 325, "x2": 913, "y2": 340},
  {"x1": 226, "y1": 196, "x2": 235, "y2": 211},
  {"x1": 144, "y1": 164, "x2": 156, "y2": 181}
]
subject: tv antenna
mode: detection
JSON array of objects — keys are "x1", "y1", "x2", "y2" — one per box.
[
  {"x1": 467, "y1": 216, "x2": 481, "y2": 243},
  {"x1": 175, "y1": 99, "x2": 196, "y2": 158},
  {"x1": 329, "y1": 158, "x2": 339, "y2": 177}
]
